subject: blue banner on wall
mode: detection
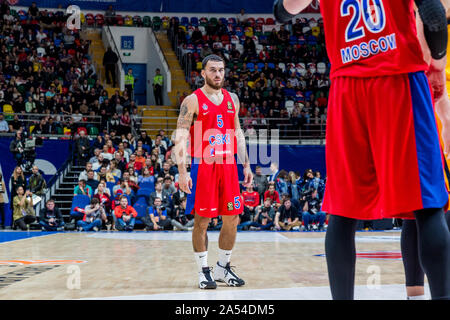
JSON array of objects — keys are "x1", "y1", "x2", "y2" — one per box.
[
  {"x1": 0, "y1": 138, "x2": 71, "y2": 227},
  {"x1": 13, "y1": 0, "x2": 321, "y2": 14}
]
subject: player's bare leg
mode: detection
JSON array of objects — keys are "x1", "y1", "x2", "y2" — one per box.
[
  {"x1": 214, "y1": 215, "x2": 245, "y2": 286},
  {"x1": 192, "y1": 213, "x2": 210, "y2": 252},
  {"x1": 192, "y1": 213, "x2": 216, "y2": 289}
]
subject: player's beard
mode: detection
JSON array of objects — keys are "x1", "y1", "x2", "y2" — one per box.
[{"x1": 205, "y1": 75, "x2": 224, "y2": 90}]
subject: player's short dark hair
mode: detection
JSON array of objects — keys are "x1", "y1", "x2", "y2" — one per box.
[{"x1": 202, "y1": 54, "x2": 224, "y2": 69}]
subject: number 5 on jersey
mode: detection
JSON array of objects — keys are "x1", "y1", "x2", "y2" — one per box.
[
  {"x1": 341, "y1": 0, "x2": 386, "y2": 42},
  {"x1": 217, "y1": 114, "x2": 224, "y2": 128}
]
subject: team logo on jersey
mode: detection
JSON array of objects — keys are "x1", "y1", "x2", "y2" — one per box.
[
  {"x1": 227, "y1": 102, "x2": 233, "y2": 110},
  {"x1": 202, "y1": 104, "x2": 208, "y2": 111},
  {"x1": 227, "y1": 202, "x2": 233, "y2": 211}
]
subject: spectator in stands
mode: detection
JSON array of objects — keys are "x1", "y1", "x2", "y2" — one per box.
[
  {"x1": 28, "y1": 165, "x2": 47, "y2": 196},
  {"x1": 105, "y1": 5, "x2": 116, "y2": 26},
  {"x1": 13, "y1": 186, "x2": 36, "y2": 230},
  {"x1": 113, "y1": 152, "x2": 127, "y2": 173},
  {"x1": 275, "y1": 170, "x2": 289, "y2": 195},
  {"x1": 28, "y1": 2, "x2": 39, "y2": 19},
  {"x1": 77, "y1": 197, "x2": 106, "y2": 232},
  {"x1": 302, "y1": 189, "x2": 326, "y2": 231},
  {"x1": 288, "y1": 171, "x2": 300, "y2": 202},
  {"x1": 79, "y1": 162, "x2": 98, "y2": 181},
  {"x1": 264, "y1": 183, "x2": 281, "y2": 208},
  {"x1": 75, "y1": 130, "x2": 90, "y2": 166},
  {"x1": 149, "y1": 181, "x2": 171, "y2": 211},
  {"x1": 237, "y1": 8, "x2": 248, "y2": 26},
  {"x1": 152, "y1": 68, "x2": 164, "y2": 105},
  {"x1": 0, "y1": 114, "x2": 9, "y2": 132},
  {"x1": 0, "y1": 172, "x2": 6, "y2": 229},
  {"x1": 142, "y1": 197, "x2": 172, "y2": 231},
  {"x1": 9, "y1": 130, "x2": 25, "y2": 166},
  {"x1": 172, "y1": 184, "x2": 186, "y2": 209},
  {"x1": 253, "y1": 165, "x2": 268, "y2": 201},
  {"x1": 138, "y1": 166, "x2": 153, "y2": 185},
  {"x1": 101, "y1": 145, "x2": 113, "y2": 161},
  {"x1": 127, "y1": 167, "x2": 138, "y2": 184},
  {"x1": 112, "y1": 178, "x2": 132, "y2": 198},
  {"x1": 39, "y1": 199, "x2": 64, "y2": 231},
  {"x1": 274, "y1": 196, "x2": 301, "y2": 231},
  {"x1": 74, "y1": 179, "x2": 92, "y2": 198},
  {"x1": 10, "y1": 166, "x2": 26, "y2": 203},
  {"x1": 93, "y1": 181, "x2": 113, "y2": 230},
  {"x1": 92, "y1": 135, "x2": 105, "y2": 152},
  {"x1": 249, "y1": 198, "x2": 276, "y2": 230},
  {"x1": 103, "y1": 47, "x2": 118, "y2": 87},
  {"x1": 138, "y1": 130, "x2": 153, "y2": 149},
  {"x1": 268, "y1": 162, "x2": 280, "y2": 182},
  {"x1": 311, "y1": 171, "x2": 325, "y2": 199},
  {"x1": 300, "y1": 168, "x2": 315, "y2": 196},
  {"x1": 124, "y1": 68, "x2": 135, "y2": 101},
  {"x1": 170, "y1": 197, "x2": 194, "y2": 231},
  {"x1": 85, "y1": 170, "x2": 99, "y2": 193},
  {"x1": 239, "y1": 184, "x2": 260, "y2": 230},
  {"x1": 108, "y1": 160, "x2": 122, "y2": 180},
  {"x1": 114, "y1": 195, "x2": 137, "y2": 231},
  {"x1": 162, "y1": 175, "x2": 176, "y2": 195},
  {"x1": 191, "y1": 27, "x2": 203, "y2": 46}
]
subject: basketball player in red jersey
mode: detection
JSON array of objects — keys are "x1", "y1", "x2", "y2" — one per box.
[
  {"x1": 174, "y1": 54, "x2": 253, "y2": 289},
  {"x1": 274, "y1": 0, "x2": 450, "y2": 299},
  {"x1": 399, "y1": 0, "x2": 450, "y2": 300}
]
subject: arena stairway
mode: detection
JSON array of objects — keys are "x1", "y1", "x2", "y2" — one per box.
[
  {"x1": 154, "y1": 31, "x2": 192, "y2": 107},
  {"x1": 51, "y1": 165, "x2": 85, "y2": 222},
  {"x1": 138, "y1": 105, "x2": 178, "y2": 138},
  {"x1": 83, "y1": 29, "x2": 121, "y2": 98}
]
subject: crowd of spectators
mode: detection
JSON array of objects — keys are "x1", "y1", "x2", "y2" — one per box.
[
  {"x1": 0, "y1": 2, "x2": 139, "y2": 138},
  {"x1": 68, "y1": 127, "x2": 326, "y2": 232},
  {"x1": 169, "y1": 13, "x2": 330, "y2": 138},
  {"x1": 0, "y1": 3, "x2": 328, "y2": 231}
]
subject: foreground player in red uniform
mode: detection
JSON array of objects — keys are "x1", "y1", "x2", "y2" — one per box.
[
  {"x1": 399, "y1": 1, "x2": 450, "y2": 300},
  {"x1": 275, "y1": 0, "x2": 450, "y2": 299},
  {"x1": 174, "y1": 54, "x2": 253, "y2": 289}
]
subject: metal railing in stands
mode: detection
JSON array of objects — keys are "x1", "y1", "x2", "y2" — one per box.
[
  {"x1": 35, "y1": 157, "x2": 72, "y2": 218},
  {"x1": 135, "y1": 111, "x2": 326, "y2": 140},
  {"x1": 1, "y1": 113, "x2": 102, "y2": 134},
  {"x1": 102, "y1": 26, "x2": 125, "y2": 92},
  {"x1": 167, "y1": 28, "x2": 192, "y2": 84}
]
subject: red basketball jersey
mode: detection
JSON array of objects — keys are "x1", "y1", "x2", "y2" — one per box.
[
  {"x1": 188, "y1": 88, "x2": 237, "y2": 161},
  {"x1": 320, "y1": 0, "x2": 428, "y2": 78}
]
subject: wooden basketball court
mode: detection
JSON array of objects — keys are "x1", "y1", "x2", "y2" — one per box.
[{"x1": 0, "y1": 230, "x2": 426, "y2": 300}]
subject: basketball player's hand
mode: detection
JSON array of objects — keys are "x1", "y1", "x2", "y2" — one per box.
[
  {"x1": 427, "y1": 57, "x2": 447, "y2": 101},
  {"x1": 242, "y1": 166, "x2": 253, "y2": 188},
  {"x1": 179, "y1": 172, "x2": 192, "y2": 194},
  {"x1": 442, "y1": 123, "x2": 450, "y2": 160}
]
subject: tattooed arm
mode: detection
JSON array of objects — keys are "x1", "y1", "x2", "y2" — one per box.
[
  {"x1": 174, "y1": 94, "x2": 198, "y2": 194},
  {"x1": 230, "y1": 92, "x2": 253, "y2": 188}
]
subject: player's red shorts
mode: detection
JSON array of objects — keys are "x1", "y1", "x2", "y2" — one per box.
[
  {"x1": 322, "y1": 71, "x2": 449, "y2": 220},
  {"x1": 185, "y1": 155, "x2": 243, "y2": 218}
]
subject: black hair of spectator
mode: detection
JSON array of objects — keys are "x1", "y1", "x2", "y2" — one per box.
[
  {"x1": 202, "y1": 54, "x2": 224, "y2": 70},
  {"x1": 90, "y1": 197, "x2": 100, "y2": 205},
  {"x1": 46, "y1": 199, "x2": 55, "y2": 205}
]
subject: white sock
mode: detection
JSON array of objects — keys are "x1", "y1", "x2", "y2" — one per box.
[
  {"x1": 407, "y1": 295, "x2": 426, "y2": 300},
  {"x1": 194, "y1": 251, "x2": 208, "y2": 272},
  {"x1": 218, "y1": 248, "x2": 232, "y2": 268}
]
